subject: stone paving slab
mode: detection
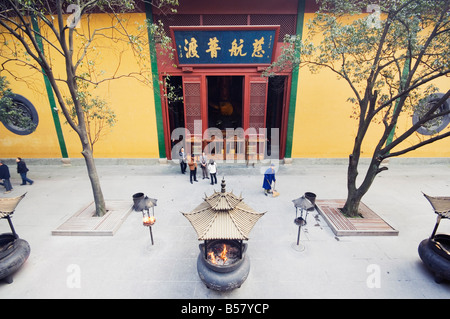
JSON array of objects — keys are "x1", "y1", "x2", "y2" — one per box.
[{"x1": 0, "y1": 161, "x2": 449, "y2": 299}]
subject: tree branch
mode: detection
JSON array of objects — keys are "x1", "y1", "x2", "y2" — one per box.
[
  {"x1": 382, "y1": 89, "x2": 450, "y2": 155},
  {"x1": 385, "y1": 130, "x2": 450, "y2": 159}
]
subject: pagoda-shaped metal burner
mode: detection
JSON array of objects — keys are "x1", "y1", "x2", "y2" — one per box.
[{"x1": 182, "y1": 178, "x2": 265, "y2": 291}]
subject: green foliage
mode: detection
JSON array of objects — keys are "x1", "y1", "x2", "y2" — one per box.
[
  {"x1": 265, "y1": 0, "x2": 450, "y2": 216},
  {"x1": 0, "y1": 76, "x2": 14, "y2": 113},
  {"x1": 266, "y1": 0, "x2": 450, "y2": 137},
  {"x1": 65, "y1": 77, "x2": 116, "y2": 152},
  {"x1": 0, "y1": 0, "x2": 180, "y2": 217},
  {"x1": 0, "y1": 76, "x2": 36, "y2": 132}
]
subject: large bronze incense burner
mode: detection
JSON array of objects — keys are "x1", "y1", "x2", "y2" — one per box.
[
  {"x1": 182, "y1": 179, "x2": 265, "y2": 291},
  {"x1": 418, "y1": 193, "x2": 450, "y2": 283}
]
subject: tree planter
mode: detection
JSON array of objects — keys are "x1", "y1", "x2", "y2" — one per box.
[
  {"x1": 315, "y1": 199, "x2": 398, "y2": 236},
  {"x1": 52, "y1": 201, "x2": 132, "y2": 236},
  {"x1": 0, "y1": 233, "x2": 30, "y2": 284}
]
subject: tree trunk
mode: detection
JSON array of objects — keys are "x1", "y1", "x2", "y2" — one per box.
[
  {"x1": 343, "y1": 154, "x2": 384, "y2": 217},
  {"x1": 81, "y1": 144, "x2": 107, "y2": 217},
  {"x1": 343, "y1": 153, "x2": 361, "y2": 217},
  {"x1": 342, "y1": 190, "x2": 362, "y2": 218}
]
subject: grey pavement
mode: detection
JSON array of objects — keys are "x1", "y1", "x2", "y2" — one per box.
[{"x1": 0, "y1": 158, "x2": 450, "y2": 299}]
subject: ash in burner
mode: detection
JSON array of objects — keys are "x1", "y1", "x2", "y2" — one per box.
[{"x1": 206, "y1": 242, "x2": 240, "y2": 266}]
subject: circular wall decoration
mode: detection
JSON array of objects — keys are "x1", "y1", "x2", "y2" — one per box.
[
  {"x1": 413, "y1": 93, "x2": 450, "y2": 136},
  {"x1": 0, "y1": 94, "x2": 39, "y2": 135}
]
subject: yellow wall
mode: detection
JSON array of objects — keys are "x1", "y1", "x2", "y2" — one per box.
[
  {"x1": 0, "y1": 13, "x2": 160, "y2": 159},
  {"x1": 1, "y1": 11, "x2": 449, "y2": 160},
  {"x1": 0, "y1": 72, "x2": 63, "y2": 158},
  {"x1": 291, "y1": 13, "x2": 450, "y2": 159}
]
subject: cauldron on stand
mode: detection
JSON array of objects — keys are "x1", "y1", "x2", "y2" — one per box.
[
  {"x1": 182, "y1": 179, "x2": 265, "y2": 291},
  {"x1": 418, "y1": 193, "x2": 450, "y2": 283},
  {"x1": 0, "y1": 193, "x2": 30, "y2": 284}
]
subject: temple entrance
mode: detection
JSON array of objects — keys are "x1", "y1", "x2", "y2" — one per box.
[
  {"x1": 205, "y1": 76, "x2": 244, "y2": 160},
  {"x1": 207, "y1": 76, "x2": 243, "y2": 130},
  {"x1": 162, "y1": 73, "x2": 290, "y2": 161}
]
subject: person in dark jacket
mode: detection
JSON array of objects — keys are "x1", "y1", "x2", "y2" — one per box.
[
  {"x1": 179, "y1": 147, "x2": 187, "y2": 174},
  {"x1": 16, "y1": 157, "x2": 34, "y2": 185},
  {"x1": 0, "y1": 160, "x2": 13, "y2": 193}
]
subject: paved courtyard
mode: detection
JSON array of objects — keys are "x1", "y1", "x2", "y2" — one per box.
[{"x1": 0, "y1": 158, "x2": 449, "y2": 299}]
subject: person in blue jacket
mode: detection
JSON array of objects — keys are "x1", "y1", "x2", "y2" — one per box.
[
  {"x1": 262, "y1": 164, "x2": 276, "y2": 196},
  {"x1": 0, "y1": 160, "x2": 13, "y2": 193}
]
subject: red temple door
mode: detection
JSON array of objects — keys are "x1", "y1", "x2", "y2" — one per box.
[
  {"x1": 183, "y1": 75, "x2": 203, "y2": 157},
  {"x1": 245, "y1": 75, "x2": 268, "y2": 161}
]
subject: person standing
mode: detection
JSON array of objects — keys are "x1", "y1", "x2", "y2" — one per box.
[
  {"x1": 188, "y1": 155, "x2": 198, "y2": 184},
  {"x1": 208, "y1": 159, "x2": 217, "y2": 185},
  {"x1": 179, "y1": 147, "x2": 187, "y2": 174},
  {"x1": 16, "y1": 157, "x2": 34, "y2": 185},
  {"x1": 200, "y1": 152, "x2": 209, "y2": 180},
  {"x1": 262, "y1": 164, "x2": 276, "y2": 196},
  {"x1": 0, "y1": 160, "x2": 13, "y2": 193}
]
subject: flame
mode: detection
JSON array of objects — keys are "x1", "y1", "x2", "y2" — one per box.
[
  {"x1": 143, "y1": 216, "x2": 156, "y2": 226},
  {"x1": 219, "y1": 244, "x2": 228, "y2": 263},
  {"x1": 208, "y1": 251, "x2": 217, "y2": 264},
  {"x1": 207, "y1": 244, "x2": 229, "y2": 265}
]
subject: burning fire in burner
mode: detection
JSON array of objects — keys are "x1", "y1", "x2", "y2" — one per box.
[
  {"x1": 220, "y1": 244, "x2": 228, "y2": 262},
  {"x1": 143, "y1": 216, "x2": 156, "y2": 226},
  {"x1": 208, "y1": 251, "x2": 217, "y2": 264},
  {"x1": 208, "y1": 244, "x2": 229, "y2": 265}
]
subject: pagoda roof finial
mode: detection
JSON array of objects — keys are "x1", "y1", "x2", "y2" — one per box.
[{"x1": 221, "y1": 177, "x2": 226, "y2": 193}]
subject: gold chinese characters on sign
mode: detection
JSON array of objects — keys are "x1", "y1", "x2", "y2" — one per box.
[{"x1": 183, "y1": 36, "x2": 265, "y2": 60}]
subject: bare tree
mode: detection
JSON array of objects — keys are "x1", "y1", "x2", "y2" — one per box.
[
  {"x1": 265, "y1": 0, "x2": 450, "y2": 217},
  {"x1": 65, "y1": 78, "x2": 116, "y2": 154},
  {"x1": 0, "y1": 0, "x2": 178, "y2": 216}
]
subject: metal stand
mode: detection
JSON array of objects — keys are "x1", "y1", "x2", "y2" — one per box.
[
  {"x1": 293, "y1": 217, "x2": 306, "y2": 251},
  {"x1": 296, "y1": 221, "x2": 302, "y2": 245},
  {"x1": 148, "y1": 226, "x2": 154, "y2": 245},
  {"x1": 143, "y1": 207, "x2": 155, "y2": 245},
  {"x1": 431, "y1": 215, "x2": 442, "y2": 239},
  {"x1": 134, "y1": 194, "x2": 157, "y2": 246},
  {"x1": 291, "y1": 194, "x2": 315, "y2": 252},
  {"x1": 5, "y1": 216, "x2": 18, "y2": 239},
  {"x1": 292, "y1": 194, "x2": 315, "y2": 223}
]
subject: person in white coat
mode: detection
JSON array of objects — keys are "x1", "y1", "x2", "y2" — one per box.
[{"x1": 207, "y1": 159, "x2": 217, "y2": 185}]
